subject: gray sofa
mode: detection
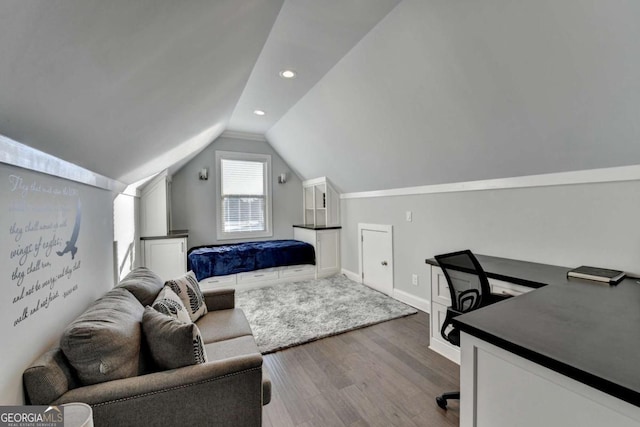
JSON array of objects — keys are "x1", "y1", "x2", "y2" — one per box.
[{"x1": 23, "y1": 267, "x2": 271, "y2": 427}]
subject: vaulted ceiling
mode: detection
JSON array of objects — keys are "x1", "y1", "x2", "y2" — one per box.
[
  {"x1": 0, "y1": 0, "x2": 399, "y2": 185},
  {"x1": 2, "y1": 0, "x2": 640, "y2": 192}
]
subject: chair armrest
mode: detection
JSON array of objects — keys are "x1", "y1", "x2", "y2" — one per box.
[
  {"x1": 440, "y1": 307, "x2": 464, "y2": 346},
  {"x1": 203, "y1": 287, "x2": 235, "y2": 311},
  {"x1": 54, "y1": 354, "x2": 264, "y2": 426}
]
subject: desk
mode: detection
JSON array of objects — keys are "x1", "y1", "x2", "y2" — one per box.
[{"x1": 425, "y1": 255, "x2": 640, "y2": 426}]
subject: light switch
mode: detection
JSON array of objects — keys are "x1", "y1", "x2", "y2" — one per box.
[{"x1": 405, "y1": 211, "x2": 412, "y2": 222}]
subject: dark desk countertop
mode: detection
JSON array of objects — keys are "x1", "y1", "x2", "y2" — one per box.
[
  {"x1": 292, "y1": 224, "x2": 342, "y2": 230},
  {"x1": 140, "y1": 230, "x2": 189, "y2": 240},
  {"x1": 426, "y1": 254, "x2": 640, "y2": 407}
]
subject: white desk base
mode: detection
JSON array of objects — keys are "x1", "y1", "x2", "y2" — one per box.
[{"x1": 460, "y1": 332, "x2": 640, "y2": 427}]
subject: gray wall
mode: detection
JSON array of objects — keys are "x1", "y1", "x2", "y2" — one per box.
[
  {"x1": 171, "y1": 136, "x2": 303, "y2": 248},
  {"x1": 268, "y1": 0, "x2": 640, "y2": 193},
  {"x1": 1, "y1": 163, "x2": 114, "y2": 404},
  {"x1": 341, "y1": 179, "x2": 640, "y2": 301}
]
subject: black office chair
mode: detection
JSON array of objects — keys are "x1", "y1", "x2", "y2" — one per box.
[{"x1": 434, "y1": 250, "x2": 510, "y2": 410}]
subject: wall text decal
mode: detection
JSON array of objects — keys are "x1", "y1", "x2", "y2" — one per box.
[{"x1": 7, "y1": 174, "x2": 82, "y2": 327}]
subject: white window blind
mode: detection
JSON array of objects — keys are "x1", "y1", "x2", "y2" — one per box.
[{"x1": 220, "y1": 158, "x2": 266, "y2": 233}]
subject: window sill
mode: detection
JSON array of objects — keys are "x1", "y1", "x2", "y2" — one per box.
[{"x1": 216, "y1": 230, "x2": 273, "y2": 241}]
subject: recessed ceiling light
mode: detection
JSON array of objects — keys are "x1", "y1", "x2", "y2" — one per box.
[
  {"x1": 253, "y1": 109, "x2": 266, "y2": 116},
  {"x1": 279, "y1": 69, "x2": 297, "y2": 79}
]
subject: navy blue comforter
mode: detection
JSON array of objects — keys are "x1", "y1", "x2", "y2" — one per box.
[{"x1": 187, "y1": 240, "x2": 315, "y2": 281}]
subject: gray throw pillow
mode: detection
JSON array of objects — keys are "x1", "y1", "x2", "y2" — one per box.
[
  {"x1": 152, "y1": 286, "x2": 191, "y2": 324},
  {"x1": 60, "y1": 288, "x2": 143, "y2": 385},
  {"x1": 142, "y1": 306, "x2": 208, "y2": 370},
  {"x1": 165, "y1": 271, "x2": 207, "y2": 322},
  {"x1": 116, "y1": 267, "x2": 165, "y2": 306}
]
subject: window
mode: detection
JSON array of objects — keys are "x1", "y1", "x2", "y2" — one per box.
[{"x1": 216, "y1": 151, "x2": 272, "y2": 240}]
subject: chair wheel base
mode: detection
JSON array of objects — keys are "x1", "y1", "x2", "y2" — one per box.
[{"x1": 436, "y1": 396, "x2": 448, "y2": 410}]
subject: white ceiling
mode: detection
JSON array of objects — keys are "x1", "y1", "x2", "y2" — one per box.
[
  {"x1": 268, "y1": 0, "x2": 640, "y2": 192},
  {"x1": 0, "y1": 0, "x2": 399, "y2": 185},
  {"x1": 2, "y1": 1, "x2": 640, "y2": 192},
  {"x1": 228, "y1": 0, "x2": 401, "y2": 135}
]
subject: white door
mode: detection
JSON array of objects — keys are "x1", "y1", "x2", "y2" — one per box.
[{"x1": 359, "y1": 224, "x2": 393, "y2": 295}]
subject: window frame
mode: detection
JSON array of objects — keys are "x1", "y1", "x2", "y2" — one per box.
[{"x1": 215, "y1": 150, "x2": 272, "y2": 240}]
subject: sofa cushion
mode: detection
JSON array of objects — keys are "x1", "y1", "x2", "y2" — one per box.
[
  {"x1": 165, "y1": 271, "x2": 207, "y2": 322},
  {"x1": 196, "y1": 308, "x2": 253, "y2": 344},
  {"x1": 152, "y1": 286, "x2": 191, "y2": 324},
  {"x1": 142, "y1": 307, "x2": 208, "y2": 370},
  {"x1": 60, "y1": 288, "x2": 143, "y2": 386},
  {"x1": 203, "y1": 335, "x2": 259, "y2": 361},
  {"x1": 23, "y1": 348, "x2": 79, "y2": 405},
  {"x1": 116, "y1": 267, "x2": 164, "y2": 306}
]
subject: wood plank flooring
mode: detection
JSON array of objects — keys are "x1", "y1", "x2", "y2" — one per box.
[{"x1": 262, "y1": 311, "x2": 460, "y2": 427}]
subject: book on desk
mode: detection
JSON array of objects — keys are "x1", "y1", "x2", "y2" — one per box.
[{"x1": 567, "y1": 265, "x2": 625, "y2": 284}]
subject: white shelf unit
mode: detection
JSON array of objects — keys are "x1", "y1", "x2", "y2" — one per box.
[
  {"x1": 293, "y1": 227, "x2": 341, "y2": 279},
  {"x1": 139, "y1": 170, "x2": 188, "y2": 280},
  {"x1": 302, "y1": 177, "x2": 339, "y2": 227},
  {"x1": 140, "y1": 171, "x2": 171, "y2": 237}
]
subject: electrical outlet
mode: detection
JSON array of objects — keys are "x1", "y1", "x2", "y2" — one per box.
[
  {"x1": 406, "y1": 211, "x2": 412, "y2": 222},
  {"x1": 412, "y1": 274, "x2": 418, "y2": 286}
]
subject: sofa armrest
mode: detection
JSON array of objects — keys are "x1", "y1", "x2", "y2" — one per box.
[
  {"x1": 203, "y1": 287, "x2": 235, "y2": 311},
  {"x1": 55, "y1": 354, "x2": 264, "y2": 426}
]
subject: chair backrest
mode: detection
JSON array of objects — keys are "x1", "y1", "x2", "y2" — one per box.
[{"x1": 435, "y1": 250, "x2": 492, "y2": 314}]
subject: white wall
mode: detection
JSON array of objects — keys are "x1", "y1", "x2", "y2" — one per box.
[
  {"x1": 171, "y1": 136, "x2": 303, "y2": 248},
  {"x1": 113, "y1": 193, "x2": 139, "y2": 282},
  {"x1": 0, "y1": 163, "x2": 114, "y2": 404},
  {"x1": 341, "y1": 178, "x2": 640, "y2": 302}
]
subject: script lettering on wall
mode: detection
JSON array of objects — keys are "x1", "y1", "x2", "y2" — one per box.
[{"x1": 7, "y1": 173, "x2": 83, "y2": 328}]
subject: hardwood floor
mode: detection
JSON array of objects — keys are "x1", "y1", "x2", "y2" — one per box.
[{"x1": 262, "y1": 311, "x2": 460, "y2": 427}]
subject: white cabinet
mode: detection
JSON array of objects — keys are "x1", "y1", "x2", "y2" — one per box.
[
  {"x1": 140, "y1": 172, "x2": 171, "y2": 237},
  {"x1": 430, "y1": 266, "x2": 460, "y2": 363},
  {"x1": 460, "y1": 333, "x2": 640, "y2": 427},
  {"x1": 302, "y1": 177, "x2": 339, "y2": 227},
  {"x1": 142, "y1": 237, "x2": 187, "y2": 281},
  {"x1": 429, "y1": 265, "x2": 532, "y2": 364},
  {"x1": 139, "y1": 171, "x2": 187, "y2": 280},
  {"x1": 293, "y1": 226, "x2": 341, "y2": 278}
]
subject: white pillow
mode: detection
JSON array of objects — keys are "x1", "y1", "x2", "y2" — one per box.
[
  {"x1": 151, "y1": 286, "x2": 192, "y2": 324},
  {"x1": 165, "y1": 271, "x2": 208, "y2": 322}
]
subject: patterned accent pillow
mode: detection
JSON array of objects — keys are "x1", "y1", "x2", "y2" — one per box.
[
  {"x1": 151, "y1": 286, "x2": 191, "y2": 324},
  {"x1": 165, "y1": 271, "x2": 207, "y2": 322},
  {"x1": 142, "y1": 307, "x2": 208, "y2": 370}
]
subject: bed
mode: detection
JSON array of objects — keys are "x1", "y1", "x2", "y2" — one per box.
[{"x1": 188, "y1": 240, "x2": 316, "y2": 285}]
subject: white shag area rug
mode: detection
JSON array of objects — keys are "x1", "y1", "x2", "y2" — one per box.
[{"x1": 235, "y1": 275, "x2": 417, "y2": 354}]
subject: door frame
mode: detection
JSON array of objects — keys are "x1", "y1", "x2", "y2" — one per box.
[{"x1": 357, "y1": 223, "x2": 393, "y2": 292}]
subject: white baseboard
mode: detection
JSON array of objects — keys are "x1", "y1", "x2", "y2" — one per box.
[
  {"x1": 429, "y1": 341, "x2": 461, "y2": 365},
  {"x1": 342, "y1": 268, "x2": 430, "y2": 313},
  {"x1": 341, "y1": 268, "x2": 362, "y2": 283},
  {"x1": 393, "y1": 288, "x2": 430, "y2": 313}
]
